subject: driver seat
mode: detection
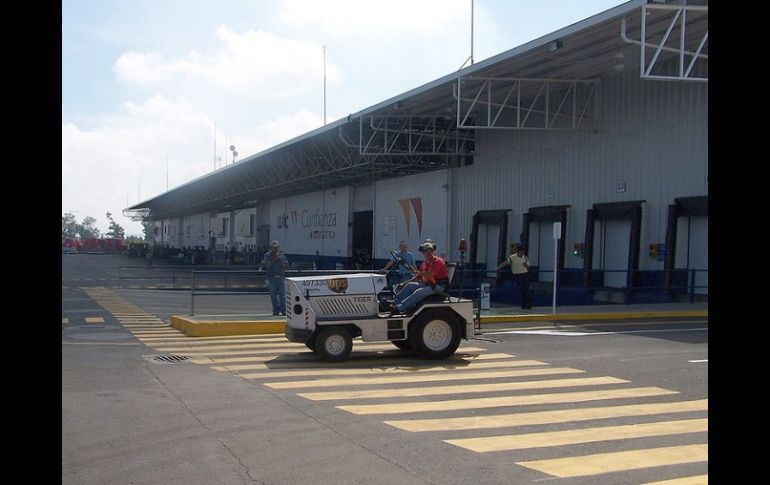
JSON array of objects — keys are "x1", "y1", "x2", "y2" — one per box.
[
  {"x1": 380, "y1": 262, "x2": 458, "y2": 314},
  {"x1": 419, "y1": 262, "x2": 457, "y2": 305}
]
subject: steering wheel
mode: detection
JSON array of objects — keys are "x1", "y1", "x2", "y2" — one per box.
[
  {"x1": 389, "y1": 249, "x2": 405, "y2": 265},
  {"x1": 389, "y1": 250, "x2": 417, "y2": 275}
]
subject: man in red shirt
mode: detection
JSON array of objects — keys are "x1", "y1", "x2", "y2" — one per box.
[{"x1": 393, "y1": 239, "x2": 449, "y2": 314}]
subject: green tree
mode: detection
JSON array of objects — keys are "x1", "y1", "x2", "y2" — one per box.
[
  {"x1": 142, "y1": 220, "x2": 155, "y2": 243},
  {"x1": 79, "y1": 216, "x2": 101, "y2": 239},
  {"x1": 125, "y1": 234, "x2": 144, "y2": 244},
  {"x1": 105, "y1": 212, "x2": 126, "y2": 239},
  {"x1": 62, "y1": 212, "x2": 79, "y2": 239}
]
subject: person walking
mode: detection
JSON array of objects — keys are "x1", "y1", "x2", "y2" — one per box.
[
  {"x1": 496, "y1": 242, "x2": 533, "y2": 309},
  {"x1": 261, "y1": 241, "x2": 289, "y2": 316}
]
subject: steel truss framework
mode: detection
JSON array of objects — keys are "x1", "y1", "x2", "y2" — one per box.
[
  {"x1": 622, "y1": 3, "x2": 708, "y2": 82},
  {"x1": 123, "y1": 208, "x2": 150, "y2": 221},
  {"x1": 455, "y1": 76, "x2": 599, "y2": 131},
  {"x1": 129, "y1": 1, "x2": 709, "y2": 222},
  {"x1": 135, "y1": 125, "x2": 470, "y2": 219},
  {"x1": 342, "y1": 116, "x2": 475, "y2": 157}
]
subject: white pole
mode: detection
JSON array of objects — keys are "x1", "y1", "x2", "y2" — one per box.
[
  {"x1": 323, "y1": 45, "x2": 327, "y2": 125},
  {"x1": 471, "y1": 0, "x2": 474, "y2": 65}
]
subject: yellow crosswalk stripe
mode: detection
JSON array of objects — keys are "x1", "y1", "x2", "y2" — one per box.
[
  {"x1": 153, "y1": 341, "x2": 308, "y2": 352},
  {"x1": 299, "y1": 376, "x2": 627, "y2": 401},
  {"x1": 118, "y1": 318, "x2": 165, "y2": 321},
  {"x1": 128, "y1": 329, "x2": 175, "y2": 332},
  {"x1": 130, "y1": 332, "x2": 181, "y2": 336},
  {"x1": 517, "y1": 444, "x2": 708, "y2": 478},
  {"x1": 152, "y1": 341, "x2": 488, "y2": 352},
  {"x1": 181, "y1": 346, "x2": 489, "y2": 358},
  {"x1": 199, "y1": 351, "x2": 513, "y2": 366},
  {"x1": 163, "y1": 343, "x2": 404, "y2": 355},
  {"x1": 641, "y1": 474, "x2": 708, "y2": 485},
  {"x1": 385, "y1": 399, "x2": 708, "y2": 432},
  {"x1": 221, "y1": 358, "x2": 546, "y2": 376},
  {"x1": 338, "y1": 387, "x2": 678, "y2": 415},
  {"x1": 267, "y1": 366, "x2": 585, "y2": 390},
  {"x1": 137, "y1": 335, "x2": 289, "y2": 343},
  {"x1": 84, "y1": 317, "x2": 104, "y2": 324},
  {"x1": 446, "y1": 418, "x2": 707, "y2": 452}
]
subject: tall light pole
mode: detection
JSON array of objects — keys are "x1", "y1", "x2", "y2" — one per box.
[
  {"x1": 323, "y1": 45, "x2": 327, "y2": 125},
  {"x1": 471, "y1": 0, "x2": 474, "y2": 65}
]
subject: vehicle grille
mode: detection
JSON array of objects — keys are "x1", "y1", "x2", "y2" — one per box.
[{"x1": 314, "y1": 296, "x2": 372, "y2": 317}]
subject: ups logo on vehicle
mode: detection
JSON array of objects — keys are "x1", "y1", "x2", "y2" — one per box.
[{"x1": 327, "y1": 278, "x2": 348, "y2": 294}]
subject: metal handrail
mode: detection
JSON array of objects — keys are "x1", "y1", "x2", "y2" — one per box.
[{"x1": 454, "y1": 267, "x2": 708, "y2": 304}]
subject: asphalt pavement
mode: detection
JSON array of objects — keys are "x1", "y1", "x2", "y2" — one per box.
[{"x1": 62, "y1": 253, "x2": 709, "y2": 484}]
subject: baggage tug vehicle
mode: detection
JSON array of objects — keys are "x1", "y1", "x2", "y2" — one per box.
[{"x1": 284, "y1": 270, "x2": 476, "y2": 361}]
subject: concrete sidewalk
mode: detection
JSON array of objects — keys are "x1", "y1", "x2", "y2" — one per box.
[{"x1": 170, "y1": 301, "x2": 708, "y2": 336}]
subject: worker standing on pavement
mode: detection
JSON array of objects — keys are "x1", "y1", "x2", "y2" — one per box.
[{"x1": 261, "y1": 241, "x2": 289, "y2": 316}]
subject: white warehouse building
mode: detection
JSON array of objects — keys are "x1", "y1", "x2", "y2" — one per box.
[{"x1": 127, "y1": 0, "x2": 708, "y2": 305}]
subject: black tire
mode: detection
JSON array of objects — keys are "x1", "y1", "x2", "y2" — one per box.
[
  {"x1": 305, "y1": 333, "x2": 318, "y2": 353},
  {"x1": 391, "y1": 339, "x2": 413, "y2": 351},
  {"x1": 412, "y1": 310, "x2": 461, "y2": 360},
  {"x1": 314, "y1": 326, "x2": 353, "y2": 362}
]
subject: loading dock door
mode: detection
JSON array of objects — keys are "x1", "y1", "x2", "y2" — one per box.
[
  {"x1": 477, "y1": 223, "x2": 501, "y2": 277},
  {"x1": 529, "y1": 222, "x2": 556, "y2": 282},
  {"x1": 676, "y1": 215, "x2": 708, "y2": 295},
  {"x1": 594, "y1": 219, "x2": 632, "y2": 288},
  {"x1": 352, "y1": 211, "x2": 373, "y2": 268},
  {"x1": 522, "y1": 206, "x2": 569, "y2": 285},
  {"x1": 470, "y1": 209, "x2": 510, "y2": 279},
  {"x1": 584, "y1": 201, "x2": 644, "y2": 291}
]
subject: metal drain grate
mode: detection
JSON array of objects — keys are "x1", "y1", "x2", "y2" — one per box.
[{"x1": 142, "y1": 354, "x2": 191, "y2": 364}]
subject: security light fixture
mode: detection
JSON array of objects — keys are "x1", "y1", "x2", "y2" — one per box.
[{"x1": 547, "y1": 39, "x2": 563, "y2": 52}]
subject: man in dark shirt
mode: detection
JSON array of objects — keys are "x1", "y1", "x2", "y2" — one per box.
[{"x1": 261, "y1": 241, "x2": 289, "y2": 315}]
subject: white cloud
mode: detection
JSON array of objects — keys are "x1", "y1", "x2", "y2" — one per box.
[
  {"x1": 114, "y1": 24, "x2": 340, "y2": 102},
  {"x1": 62, "y1": 95, "x2": 322, "y2": 236},
  {"x1": 114, "y1": 51, "x2": 204, "y2": 84},
  {"x1": 66, "y1": 0, "x2": 614, "y2": 238}
]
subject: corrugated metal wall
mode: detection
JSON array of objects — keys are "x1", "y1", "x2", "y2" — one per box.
[
  {"x1": 374, "y1": 171, "x2": 450, "y2": 260},
  {"x1": 450, "y1": 70, "x2": 707, "y2": 270}
]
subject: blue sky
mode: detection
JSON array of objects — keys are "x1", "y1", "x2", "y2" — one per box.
[{"x1": 62, "y1": 0, "x2": 627, "y2": 236}]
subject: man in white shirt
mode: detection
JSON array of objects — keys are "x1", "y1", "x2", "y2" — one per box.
[{"x1": 496, "y1": 243, "x2": 533, "y2": 309}]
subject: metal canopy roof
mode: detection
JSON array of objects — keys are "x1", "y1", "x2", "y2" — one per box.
[{"x1": 126, "y1": 0, "x2": 707, "y2": 221}]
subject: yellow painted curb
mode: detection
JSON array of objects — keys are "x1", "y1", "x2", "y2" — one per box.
[
  {"x1": 170, "y1": 309, "x2": 707, "y2": 336},
  {"x1": 170, "y1": 315, "x2": 284, "y2": 337},
  {"x1": 479, "y1": 310, "x2": 708, "y2": 324}
]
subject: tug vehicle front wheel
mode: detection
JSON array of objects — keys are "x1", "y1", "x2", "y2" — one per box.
[{"x1": 314, "y1": 326, "x2": 353, "y2": 362}]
